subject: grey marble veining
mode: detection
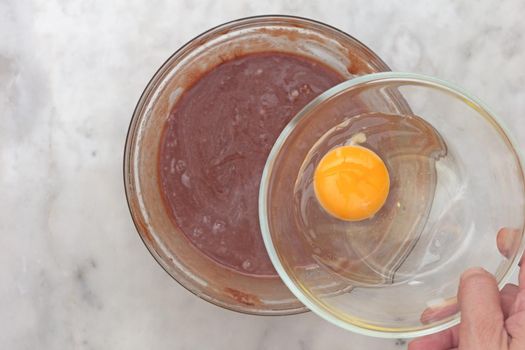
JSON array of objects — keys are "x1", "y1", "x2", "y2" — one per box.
[{"x1": 1, "y1": 0, "x2": 524, "y2": 349}]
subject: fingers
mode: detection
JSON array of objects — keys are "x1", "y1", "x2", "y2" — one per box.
[
  {"x1": 506, "y1": 290, "x2": 525, "y2": 349},
  {"x1": 500, "y1": 227, "x2": 525, "y2": 288},
  {"x1": 420, "y1": 297, "x2": 458, "y2": 324},
  {"x1": 497, "y1": 228, "x2": 522, "y2": 263},
  {"x1": 416, "y1": 287, "x2": 517, "y2": 324},
  {"x1": 413, "y1": 228, "x2": 522, "y2": 350},
  {"x1": 501, "y1": 283, "x2": 519, "y2": 318},
  {"x1": 496, "y1": 227, "x2": 525, "y2": 349},
  {"x1": 458, "y1": 267, "x2": 508, "y2": 349},
  {"x1": 408, "y1": 327, "x2": 458, "y2": 350}
]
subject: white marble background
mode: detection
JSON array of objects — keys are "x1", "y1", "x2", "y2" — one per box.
[{"x1": 1, "y1": 0, "x2": 524, "y2": 349}]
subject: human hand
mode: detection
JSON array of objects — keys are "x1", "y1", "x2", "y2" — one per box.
[{"x1": 409, "y1": 228, "x2": 525, "y2": 350}]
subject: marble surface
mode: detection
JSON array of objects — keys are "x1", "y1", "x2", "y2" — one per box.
[{"x1": 1, "y1": 0, "x2": 524, "y2": 349}]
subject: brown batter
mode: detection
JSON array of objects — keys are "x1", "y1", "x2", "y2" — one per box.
[{"x1": 159, "y1": 52, "x2": 344, "y2": 276}]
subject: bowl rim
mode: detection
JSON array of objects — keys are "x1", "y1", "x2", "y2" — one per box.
[
  {"x1": 258, "y1": 71, "x2": 525, "y2": 336},
  {"x1": 123, "y1": 14, "x2": 392, "y2": 316}
]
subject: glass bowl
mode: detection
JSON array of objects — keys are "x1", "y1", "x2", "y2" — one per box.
[
  {"x1": 259, "y1": 72, "x2": 525, "y2": 335},
  {"x1": 123, "y1": 15, "x2": 392, "y2": 315}
]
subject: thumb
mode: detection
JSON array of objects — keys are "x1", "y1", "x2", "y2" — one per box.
[{"x1": 458, "y1": 267, "x2": 508, "y2": 349}]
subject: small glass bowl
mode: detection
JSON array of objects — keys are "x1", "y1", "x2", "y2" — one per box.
[
  {"x1": 259, "y1": 72, "x2": 525, "y2": 335},
  {"x1": 124, "y1": 15, "x2": 392, "y2": 315}
]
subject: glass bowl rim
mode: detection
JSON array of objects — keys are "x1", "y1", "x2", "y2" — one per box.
[
  {"x1": 123, "y1": 14, "x2": 391, "y2": 316},
  {"x1": 258, "y1": 71, "x2": 525, "y2": 336}
]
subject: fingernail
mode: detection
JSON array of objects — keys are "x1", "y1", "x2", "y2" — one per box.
[{"x1": 461, "y1": 267, "x2": 487, "y2": 281}]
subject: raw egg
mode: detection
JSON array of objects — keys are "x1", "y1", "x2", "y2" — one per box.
[{"x1": 314, "y1": 145, "x2": 390, "y2": 221}]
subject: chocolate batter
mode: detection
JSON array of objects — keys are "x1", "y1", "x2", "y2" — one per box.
[{"x1": 159, "y1": 52, "x2": 344, "y2": 276}]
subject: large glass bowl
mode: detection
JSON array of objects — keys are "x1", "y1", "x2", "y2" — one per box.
[
  {"x1": 259, "y1": 72, "x2": 525, "y2": 335},
  {"x1": 123, "y1": 15, "x2": 392, "y2": 315}
]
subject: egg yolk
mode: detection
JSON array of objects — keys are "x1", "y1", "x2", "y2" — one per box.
[{"x1": 314, "y1": 145, "x2": 390, "y2": 221}]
